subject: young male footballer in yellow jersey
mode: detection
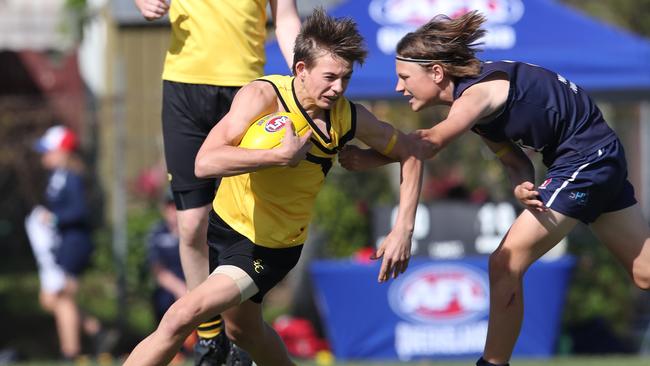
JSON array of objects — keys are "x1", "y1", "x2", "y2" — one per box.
[
  {"x1": 123, "y1": 8, "x2": 423, "y2": 366},
  {"x1": 133, "y1": 0, "x2": 300, "y2": 364}
]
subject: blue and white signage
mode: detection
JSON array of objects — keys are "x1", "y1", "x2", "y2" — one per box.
[
  {"x1": 388, "y1": 264, "x2": 489, "y2": 359},
  {"x1": 369, "y1": 0, "x2": 524, "y2": 53}
]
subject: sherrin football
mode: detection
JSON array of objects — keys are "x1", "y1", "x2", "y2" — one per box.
[{"x1": 239, "y1": 112, "x2": 310, "y2": 149}]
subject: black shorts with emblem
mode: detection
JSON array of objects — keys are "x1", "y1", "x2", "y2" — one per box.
[
  {"x1": 207, "y1": 210, "x2": 303, "y2": 303},
  {"x1": 162, "y1": 80, "x2": 240, "y2": 210}
]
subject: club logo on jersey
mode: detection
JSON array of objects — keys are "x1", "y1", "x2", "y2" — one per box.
[
  {"x1": 388, "y1": 264, "x2": 489, "y2": 324},
  {"x1": 263, "y1": 115, "x2": 291, "y2": 133},
  {"x1": 569, "y1": 191, "x2": 589, "y2": 206},
  {"x1": 539, "y1": 178, "x2": 552, "y2": 190}
]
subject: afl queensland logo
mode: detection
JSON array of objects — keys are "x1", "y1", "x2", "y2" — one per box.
[
  {"x1": 369, "y1": 0, "x2": 524, "y2": 53},
  {"x1": 388, "y1": 264, "x2": 489, "y2": 324},
  {"x1": 264, "y1": 115, "x2": 290, "y2": 133},
  {"x1": 369, "y1": 0, "x2": 524, "y2": 26}
]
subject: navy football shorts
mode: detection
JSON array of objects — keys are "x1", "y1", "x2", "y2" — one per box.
[
  {"x1": 56, "y1": 231, "x2": 93, "y2": 277},
  {"x1": 207, "y1": 210, "x2": 303, "y2": 303},
  {"x1": 537, "y1": 139, "x2": 637, "y2": 224},
  {"x1": 162, "y1": 81, "x2": 239, "y2": 210}
]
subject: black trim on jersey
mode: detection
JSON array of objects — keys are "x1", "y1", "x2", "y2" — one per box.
[
  {"x1": 254, "y1": 79, "x2": 290, "y2": 112},
  {"x1": 311, "y1": 138, "x2": 338, "y2": 155},
  {"x1": 337, "y1": 101, "x2": 357, "y2": 149},
  {"x1": 291, "y1": 79, "x2": 333, "y2": 143},
  {"x1": 305, "y1": 153, "x2": 333, "y2": 176}
]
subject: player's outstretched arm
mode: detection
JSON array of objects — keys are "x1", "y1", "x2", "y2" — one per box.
[
  {"x1": 270, "y1": 0, "x2": 301, "y2": 70},
  {"x1": 195, "y1": 81, "x2": 311, "y2": 178},
  {"x1": 354, "y1": 104, "x2": 423, "y2": 282},
  {"x1": 338, "y1": 145, "x2": 395, "y2": 171}
]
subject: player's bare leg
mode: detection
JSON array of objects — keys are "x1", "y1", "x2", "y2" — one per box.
[
  {"x1": 590, "y1": 204, "x2": 650, "y2": 290},
  {"x1": 223, "y1": 301, "x2": 295, "y2": 366},
  {"x1": 124, "y1": 274, "x2": 241, "y2": 366},
  {"x1": 176, "y1": 204, "x2": 211, "y2": 289},
  {"x1": 482, "y1": 209, "x2": 577, "y2": 365},
  {"x1": 176, "y1": 203, "x2": 239, "y2": 365}
]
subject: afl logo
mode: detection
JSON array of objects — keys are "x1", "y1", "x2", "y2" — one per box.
[
  {"x1": 369, "y1": 0, "x2": 524, "y2": 26},
  {"x1": 264, "y1": 115, "x2": 291, "y2": 133},
  {"x1": 388, "y1": 264, "x2": 489, "y2": 324}
]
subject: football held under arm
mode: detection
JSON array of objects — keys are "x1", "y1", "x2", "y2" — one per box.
[{"x1": 195, "y1": 82, "x2": 311, "y2": 178}]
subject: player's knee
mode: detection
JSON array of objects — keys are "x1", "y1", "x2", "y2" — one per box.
[
  {"x1": 39, "y1": 292, "x2": 55, "y2": 312},
  {"x1": 488, "y1": 250, "x2": 516, "y2": 279},
  {"x1": 632, "y1": 265, "x2": 650, "y2": 290},
  {"x1": 158, "y1": 301, "x2": 198, "y2": 338},
  {"x1": 224, "y1": 322, "x2": 259, "y2": 349},
  {"x1": 177, "y1": 221, "x2": 207, "y2": 248}
]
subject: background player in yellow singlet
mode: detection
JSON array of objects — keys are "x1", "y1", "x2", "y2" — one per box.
[
  {"x1": 123, "y1": 8, "x2": 423, "y2": 366},
  {"x1": 133, "y1": 0, "x2": 300, "y2": 364}
]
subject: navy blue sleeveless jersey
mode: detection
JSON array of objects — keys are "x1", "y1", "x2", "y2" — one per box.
[{"x1": 457, "y1": 61, "x2": 617, "y2": 167}]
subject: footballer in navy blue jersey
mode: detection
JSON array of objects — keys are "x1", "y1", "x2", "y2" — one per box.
[{"x1": 339, "y1": 10, "x2": 650, "y2": 366}]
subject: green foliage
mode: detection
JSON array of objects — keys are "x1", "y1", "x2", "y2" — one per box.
[
  {"x1": 64, "y1": 0, "x2": 86, "y2": 11},
  {"x1": 313, "y1": 166, "x2": 393, "y2": 258},
  {"x1": 563, "y1": 226, "x2": 636, "y2": 335},
  {"x1": 561, "y1": 0, "x2": 650, "y2": 37},
  {"x1": 90, "y1": 204, "x2": 161, "y2": 334}
]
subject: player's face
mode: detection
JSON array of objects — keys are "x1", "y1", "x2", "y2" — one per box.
[
  {"x1": 395, "y1": 61, "x2": 439, "y2": 111},
  {"x1": 299, "y1": 53, "x2": 353, "y2": 110}
]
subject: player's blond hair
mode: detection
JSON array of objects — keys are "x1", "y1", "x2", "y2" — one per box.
[
  {"x1": 292, "y1": 7, "x2": 367, "y2": 73},
  {"x1": 396, "y1": 11, "x2": 486, "y2": 78}
]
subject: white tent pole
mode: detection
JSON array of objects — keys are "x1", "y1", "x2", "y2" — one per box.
[{"x1": 641, "y1": 101, "x2": 650, "y2": 220}]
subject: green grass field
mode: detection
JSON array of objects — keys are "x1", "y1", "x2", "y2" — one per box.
[{"x1": 9, "y1": 356, "x2": 650, "y2": 366}]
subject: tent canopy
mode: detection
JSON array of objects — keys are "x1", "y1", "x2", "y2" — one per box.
[{"x1": 264, "y1": 0, "x2": 650, "y2": 99}]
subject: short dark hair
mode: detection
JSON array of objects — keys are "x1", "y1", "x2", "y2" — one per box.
[{"x1": 292, "y1": 7, "x2": 368, "y2": 74}]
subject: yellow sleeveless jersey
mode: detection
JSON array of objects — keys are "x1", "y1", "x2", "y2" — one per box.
[
  {"x1": 162, "y1": 0, "x2": 267, "y2": 86},
  {"x1": 214, "y1": 75, "x2": 357, "y2": 248}
]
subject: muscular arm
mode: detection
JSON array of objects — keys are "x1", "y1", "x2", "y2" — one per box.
[
  {"x1": 270, "y1": 0, "x2": 301, "y2": 70},
  {"x1": 482, "y1": 138, "x2": 546, "y2": 211},
  {"x1": 195, "y1": 81, "x2": 311, "y2": 178},
  {"x1": 416, "y1": 79, "x2": 504, "y2": 159},
  {"x1": 355, "y1": 104, "x2": 423, "y2": 282},
  {"x1": 482, "y1": 139, "x2": 534, "y2": 189},
  {"x1": 341, "y1": 77, "x2": 508, "y2": 170}
]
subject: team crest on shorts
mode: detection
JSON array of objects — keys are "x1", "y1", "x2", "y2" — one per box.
[
  {"x1": 253, "y1": 259, "x2": 264, "y2": 273},
  {"x1": 539, "y1": 178, "x2": 552, "y2": 189}
]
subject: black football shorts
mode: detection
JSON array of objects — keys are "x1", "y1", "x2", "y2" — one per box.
[
  {"x1": 162, "y1": 80, "x2": 239, "y2": 209},
  {"x1": 207, "y1": 210, "x2": 303, "y2": 303}
]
